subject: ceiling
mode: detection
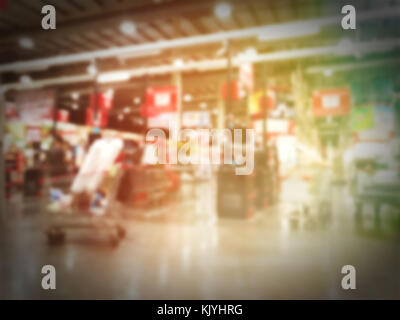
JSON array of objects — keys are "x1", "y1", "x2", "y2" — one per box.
[
  {"x1": 0, "y1": 0, "x2": 332, "y2": 63},
  {"x1": 1, "y1": 0, "x2": 400, "y2": 97},
  {"x1": 2, "y1": 0, "x2": 394, "y2": 65}
]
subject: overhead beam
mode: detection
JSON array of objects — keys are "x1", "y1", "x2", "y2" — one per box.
[{"x1": 4, "y1": 37, "x2": 400, "y2": 91}]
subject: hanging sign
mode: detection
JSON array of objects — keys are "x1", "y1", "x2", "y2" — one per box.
[
  {"x1": 88, "y1": 91, "x2": 114, "y2": 111},
  {"x1": 312, "y1": 88, "x2": 350, "y2": 117},
  {"x1": 182, "y1": 111, "x2": 210, "y2": 128},
  {"x1": 221, "y1": 81, "x2": 245, "y2": 101},
  {"x1": 86, "y1": 108, "x2": 108, "y2": 128},
  {"x1": 142, "y1": 86, "x2": 177, "y2": 117},
  {"x1": 249, "y1": 89, "x2": 276, "y2": 118},
  {"x1": 16, "y1": 90, "x2": 54, "y2": 124},
  {"x1": 239, "y1": 63, "x2": 254, "y2": 92},
  {"x1": 57, "y1": 110, "x2": 70, "y2": 123}
]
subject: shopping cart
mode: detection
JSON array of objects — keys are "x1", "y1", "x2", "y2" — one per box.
[
  {"x1": 45, "y1": 169, "x2": 126, "y2": 247},
  {"x1": 281, "y1": 168, "x2": 333, "y2": 231},
  {"x1": 45, "y1": 138, "x2": 127, "y2": 247}
]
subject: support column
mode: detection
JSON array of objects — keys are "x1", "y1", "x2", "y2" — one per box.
[
  {"x1": 291, "y1": 63, "x2": 309, "y2": 145},
  {"x1": 172, "y1": 71, "x2": 182, "y2": 132},
  {"x1": 262, "y1": 63, "x2": 268, "y2": 152},
  {"x1": 0, "y1": 88, "x2": 6, "y2": 223},
  {"x1": 225, "y1": 40, "x2": 232, "y2": 128},
  {"x1": 52, "y1": 89, "x2": 59, "y2": 135},
  {"x1": 217, "y1": 80, "x2": 225, "y2": 130}
]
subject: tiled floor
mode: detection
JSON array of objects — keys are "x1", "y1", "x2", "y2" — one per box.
[{"x1": 1, "y1": 177, "x2": 399, "y2": 299}]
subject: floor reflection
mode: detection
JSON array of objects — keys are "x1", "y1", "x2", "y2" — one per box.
[{"x1": 1, "y1": 176, "x2": 399, "y2": 299}]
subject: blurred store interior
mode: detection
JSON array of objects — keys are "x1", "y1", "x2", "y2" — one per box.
[{"x1": 1, "y1": 0, "x2": 400, "y2": 299}]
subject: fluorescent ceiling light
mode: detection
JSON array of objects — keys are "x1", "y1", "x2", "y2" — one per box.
[
  {"x1": 118, "y1": 49, "x2": 162, "y2": 60},
  {"x1": 237, "y1": 47, "x2": 257, "y2": 61},
  {"x1": 245, "y1": 48, "x2": 257, "y2": 58},
  {"x1": 97, "y1": 71, "x2": 130, "y2": 83},
  {"x1": 173, "y1": 58, "x2": 184, "y2": 67},
  {"x1": 20, "y1": 75, "x2": 32, "y2": 84},
  {"x1": 258, "y1": 23, "x2": 321, "y2": 41}
]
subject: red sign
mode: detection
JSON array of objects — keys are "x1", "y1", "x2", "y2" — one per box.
[
  {"x1": 88, "y1": 92, "x2": 114, "y2": 111},
  {"x1": 57, "y1": 110, "x2": 70, "y2": 123},
  {"x1": 0, "y1": 0, "x2": 7, "y2": 11},
  {"x1": 221, "y1": 81, "x2": 243, "y2": 101},
  {"x1": 5, "y1": 102, "x2": 18, "y2": 120},
  {"x1": 142, "y1": 86, "x2": 177, "y2": 117},
  {"x1": 249, "y1": 90, "x2": 276, "y2": 119},
  {"x1": 258, "y1": 93, "x2": 276, "y2": 111},
  {"x1": 86, "y1": 108, "x2": 108, "y2": 128},
  {"x1": 86, "y1": 91, "x2": 113, "y2": 127},
  {"x1": 312, "y1": 88, "x2": 350, "y2": 117}
]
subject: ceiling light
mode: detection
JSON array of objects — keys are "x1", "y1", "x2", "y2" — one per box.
[
  {"x1": 19, "y1": 37, "x2": 34, "y2": 49},
  {"x1": 98, "y1": 71, "x2": 130, "y2": 83},
  {"x1": 72, "y1": 103, "x2": 78, "y2": 110},
  {"x1": 120, "y1": 21, "x2": 136, "y2": 35},
  {"x1": 87, "y1": 64, "x2": 97, "y2": 76},
  {"x1": 200, "y1": 102, "x2": 207, "y2": 109},
  {"x1": 323, "y1": 69, "x2": 333, "y2": 77},
  {"x1": 71, "y1": 92, "x2": 79, "y2": 100},
  {"x1": 133, "y1": 97, "x2": 141, "y2": 104},
  {"x1": 119, "y1": 49, "x2": 162, "y2": 60},
  {"x1": 123, "y1": 107, "x2": 131, "y2": 114},
  {"x1": 20, "y1": 75, "x2": 32, "y2": 84},
  {"x1": 244, "y1": 47, "x2": 257, "y2": 59},
  {"x1": 258, "y1": 23, "x2": 320, "y2": 41},
  {"x1": 173, "y1": 58, "x2": 184, "y2": 68},
  {"x1": 214, "y1": 2, "x2": 232, "y2": 20},
  {"x1": 335, "y1": 38, "x2": 354, "y2": 56},
  {"x1": 118, "y1": 114, "x2": 124, "y2": 121},
  {"x1": 183, "y1": 94, "x2": 192, "y2": 102}
]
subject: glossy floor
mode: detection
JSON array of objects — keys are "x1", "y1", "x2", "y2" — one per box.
[{"x1": 1, "y1": 178, "x2": 399, "y2": 299}]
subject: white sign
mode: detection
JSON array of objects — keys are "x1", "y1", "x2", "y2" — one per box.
[
  {"x1": 16, "y1": 90, "x2": 54, "y2": 124},
  {"x1": 322, "y1": 95, "x2": 340, "y2": 109},
  {"x1": 147, "y1": 112, "x2": 176, "y2": 128},
  {"x1": 155, "y1": 92, "x2": 171, "y2": 107},
  {"x1": 182, "y1": 111, "x2": 210, "y2": 127}
]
